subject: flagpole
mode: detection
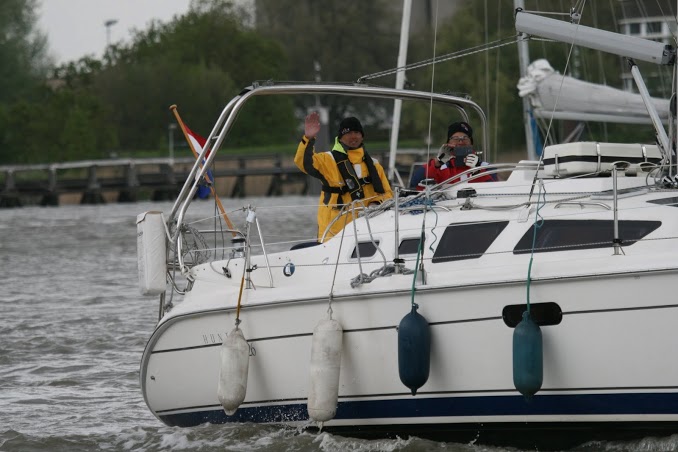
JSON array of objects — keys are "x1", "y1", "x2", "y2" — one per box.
[{"x1": 169, "y1": 105, "x2": 236, "y2": 232}]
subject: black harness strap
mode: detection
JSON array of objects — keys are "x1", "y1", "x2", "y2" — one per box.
[
  {"x1": 363, "y1": 148, "x2": 385, "y2": 194},
  {"x1": 320, "y1": 145, "x2": 385, "y2": 207}
]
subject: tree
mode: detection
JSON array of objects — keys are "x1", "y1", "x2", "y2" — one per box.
[
  {"x1": 255, "y1": 0, "x2": 402, "y2": 136},
  {"x1": 92, "y1": 0, "x2": 295, "y2": 150},
  {"x1": 0, "y1": 0, "x2": 55, "y2": 163},
  {"x1": 0, "y1": 0, "x2": 51, "y2": 103}
]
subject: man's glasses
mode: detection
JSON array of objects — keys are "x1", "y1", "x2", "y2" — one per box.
[{"x1": 449, "y1": 136, "x2": 470, "y2": 143}]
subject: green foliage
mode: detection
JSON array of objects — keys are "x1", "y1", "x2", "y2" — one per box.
[
  {"x1": 255, "y1": 0, "x2": 402, "y2": 129},
  {"x1": 0, "y1": 0, "x2": 51, "y2": 104},
  {"x1": 0, "y1": 0, "x2": 294, "y2": 163},
  {"x1": 0, "y1": 0, "x2": 672, "y2": 165},
  {"x1": 394, "y1": 0, "x2": 525, "y2": 155},
  {"x1": 91, "y1": 0, "x2": 293, "y2": 151}
]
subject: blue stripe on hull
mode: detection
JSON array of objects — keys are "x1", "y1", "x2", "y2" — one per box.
[
  {"x1": 340, "y1": 392, "x2": 678, "y2": 418},
  {"x1": 159, "y1": 392, "x2": 678, "y2": 427}
]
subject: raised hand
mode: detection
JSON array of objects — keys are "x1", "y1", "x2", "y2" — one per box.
[
  {"x1": 465, "y1": 153, "x2": 479, "y2": 168},
  {"x1": 304, "y1": 111, "x2": 321, "y2": 138},
  {"x1": 436, "y1": 145, "x2": 451, "y2": 166}
]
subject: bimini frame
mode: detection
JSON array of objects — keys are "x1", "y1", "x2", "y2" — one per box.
[{"x1": 167, "y1": 82, "x2": 489, "y2": 269}]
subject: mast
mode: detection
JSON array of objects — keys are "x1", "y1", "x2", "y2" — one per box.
[
  {"x1": 387, "y1": 0, "x2": 412, "y2": 186},
  {"x1": 673, "y1": 0, "x2": 677, "y2": 177},
  {"x1": 515, "y1": 0, "x2": 538, "y2": 160}
]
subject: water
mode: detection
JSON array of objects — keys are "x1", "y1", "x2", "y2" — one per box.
[{"x1": 2, "y1": 197, "x2": 678, "y2": 451}]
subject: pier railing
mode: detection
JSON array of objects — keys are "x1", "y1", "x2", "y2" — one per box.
[
  {"x1": 0, "y1": 149, "x2": 427, "y2": 208},
  {"x1": 0, "y1": 154, "x2": 311, "y2": 207}
]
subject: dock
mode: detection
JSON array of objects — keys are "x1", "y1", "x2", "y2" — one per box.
[
  {"x1": 0, "y1": 150, "x2": 417, "y2": 208},
  {"x1": 0, "y1": 154, "x2": 312, "y2": 207}
]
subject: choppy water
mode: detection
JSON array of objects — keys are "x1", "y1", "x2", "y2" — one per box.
[{"x1": 2, "y1": 197, "x2": 678, "y2": 451}]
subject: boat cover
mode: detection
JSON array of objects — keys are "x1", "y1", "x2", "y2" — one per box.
[{"x1": 517, "y1": 59, "x2": 670, "y2": 123}]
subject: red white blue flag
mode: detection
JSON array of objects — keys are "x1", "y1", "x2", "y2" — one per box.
[{"x1": 183, "y1": 125, "x2": 213, "y2": 199}]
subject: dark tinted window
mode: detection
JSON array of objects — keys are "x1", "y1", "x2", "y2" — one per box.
[
  {"x1": 646, "y1": 22, "x2": 662, "y2": 34},
  {"x1": 648, "y1": 197, "x2": 678, "y2": 207},
  {"x1": 432, "y1": 221, "x2": 508, "y2": 263},
  {"x1": 351, "y1": 241, "x2": 380, "y2": 259},
  {"x1": 513, "y1": 220, "x2": 661, "y2": 254},
  {"x1": 398, "y1": 238, "x2": 422, "y2": 255}
]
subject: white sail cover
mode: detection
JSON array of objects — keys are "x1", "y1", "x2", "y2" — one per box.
[{"x1": 517, "y1": 59, "x2": 670, "y2": 124}]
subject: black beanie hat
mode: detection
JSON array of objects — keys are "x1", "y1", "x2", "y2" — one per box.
[
  {"x1": 447, "y1": 121, "x2": 473, "y2": 144},
  {"x1": 338, "y1": 117, "x2": 364, "y2": 138}
]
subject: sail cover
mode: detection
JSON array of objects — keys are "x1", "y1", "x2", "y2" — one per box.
[{"x1": 517, "y1": 59, "x2": 670, "y2": 124}]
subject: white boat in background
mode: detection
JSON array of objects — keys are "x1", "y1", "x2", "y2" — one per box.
[{"x1": 137, "y1": 6, "x2": 678, "y2": 450}]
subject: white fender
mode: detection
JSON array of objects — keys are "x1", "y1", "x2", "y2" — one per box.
[
  {"x1": 307, "y1": 318, "x2": 343, "y2": 422},
  {"x1": 217, "y1": 327, "x2": 250, "y2": 415},
  {"x1": 136, "y1": 211, "x2": 166, "y2": 295}
]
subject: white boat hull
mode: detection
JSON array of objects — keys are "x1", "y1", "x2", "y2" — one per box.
[{"x1": 141, "y1": 260, "x2": 678, "y2": 445}]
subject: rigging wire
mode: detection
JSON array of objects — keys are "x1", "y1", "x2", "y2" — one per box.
[
  {"x1": 528, "y1": 0, "x2": 588, "y2": 203},
  {"x1": 410, "y1": 0, "x2": 441, "y2": 301},
  {"x1": 357, "y1": 36, "x2": 520, "y2": 83},
  {"x1": 492, "y1": 0, "x2": 504, "y2": 163},
  {"x1": 484, "y1": 0, "x2": 490, "y2": 162},
  {"x1": 592, "y1": 1, "x2": 610, "y2": 141}
]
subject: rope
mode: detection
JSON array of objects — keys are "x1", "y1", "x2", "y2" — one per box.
[
  {"x1": 410, "y1": 228, "x2": 426, "y2": 308},
  {"x1": 327, "y1": 212, "x2": 350, "y2": 319},
  {"x1": 526, "y1": 181, "x2": 547, "y2": 314},
  {"x1": 350, "y1": 263, "x2": 414, "y2": 288}
]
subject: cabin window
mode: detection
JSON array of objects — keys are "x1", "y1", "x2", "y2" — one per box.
[
  {"x1": 513, "y1": 220, "x2": 661, "y2": 254},
  {"x1": 432, "y1": 221, "x2": 509, "y2": 263},
  {"x1": 647, "y1": 197, "x2": 678, "y2": 207},
  {"x1": 398, "y1": 238, "x2": 422, "y2": 255},
  {"x1": 628, "y1": 23, "x2": 641, "y2": 35},
  {"x1": 350, "y1": 241, "x2": 380, "y2": 259},
  {"x1": 646, "y1": 21, "x2": 662, "y2": 35}
]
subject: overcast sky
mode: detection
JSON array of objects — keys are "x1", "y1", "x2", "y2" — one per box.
[{"x1": 38, "y1": 0, "x2": 192, "y2": 64}]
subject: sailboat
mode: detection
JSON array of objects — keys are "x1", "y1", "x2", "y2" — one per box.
[{"x1": 136, "y1": 4, "x2": 678, "y2": 450}]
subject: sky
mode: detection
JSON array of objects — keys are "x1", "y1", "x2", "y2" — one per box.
[{"x1": 38, "y1": 0, "x2": 193, "y2": 64}]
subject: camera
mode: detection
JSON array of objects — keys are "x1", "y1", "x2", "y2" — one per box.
[{"x1": 452, "y1": 146, "x2": 474, "y2": 166}]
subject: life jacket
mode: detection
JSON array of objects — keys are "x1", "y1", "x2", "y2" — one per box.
[{"x1": 321, "y1": 138, "x2": 385, "y2": 206}]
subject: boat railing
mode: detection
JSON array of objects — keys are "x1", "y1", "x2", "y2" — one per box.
[
  {"x1": 170, "y1": 150, "x2": 666, "y2": 288},
  {"x1": 170, "y1": 156, "x2": 660, "y2": 284},
  {"x1": 167, "y1": 158, "x2": 673, "y2": 297},
  {"x1": 373, "y1": 161, "x2": 542, "y2": 212}
]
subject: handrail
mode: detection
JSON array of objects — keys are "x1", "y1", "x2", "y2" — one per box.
[
  {"x1": 168, "y1": 82, "x2": 489, "y2": 232},
  {"x1": 376, "y1": 162, "x2": 541, "y2": 210}
]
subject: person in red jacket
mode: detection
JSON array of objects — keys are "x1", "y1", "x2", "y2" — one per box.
[{"x1": 425, "y1": 121, "x2": 495, "y2": 185}]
